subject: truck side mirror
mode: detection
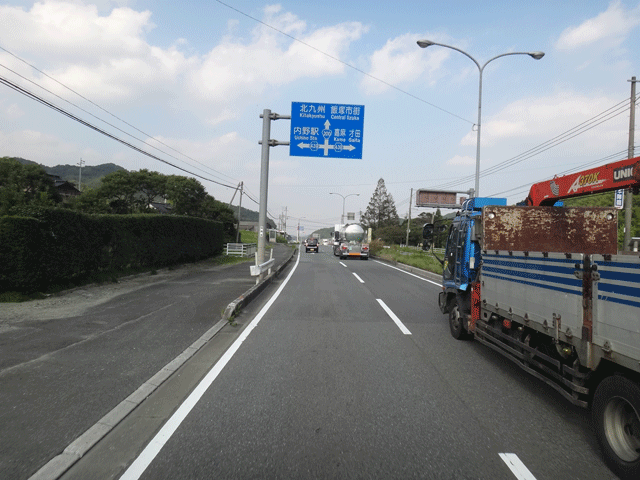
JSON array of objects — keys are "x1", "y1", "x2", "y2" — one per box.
[{"x1": 422, "y1": 223, "x2": 434, "y2": 250}]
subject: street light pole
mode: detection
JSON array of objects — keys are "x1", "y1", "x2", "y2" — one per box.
[
  {"x1": 417, "y1": 40, "x2": 544, "y2": 197},
  {"x1": 329, "y1": 192, "x2": 360, "y2": 223}
]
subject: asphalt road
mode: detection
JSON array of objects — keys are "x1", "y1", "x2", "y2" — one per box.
[
  {"x1": 0, "y1": 244, "x2": 294, "y2": 480},
  {"x1": 60, "y1": 245, "x2": 617, "y2": 479}
]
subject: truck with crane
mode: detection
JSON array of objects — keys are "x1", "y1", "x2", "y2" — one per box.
[{"x1": 423, "y1": 155, "x2": 640, "y2": 479}]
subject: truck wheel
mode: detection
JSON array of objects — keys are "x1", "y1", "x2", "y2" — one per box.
[
  {"x1": 593, "y1": 375, "x2": 640, "y2": 479},
  {"x1": 449, "y1": 303, "x2": 466, "y2": 340}
]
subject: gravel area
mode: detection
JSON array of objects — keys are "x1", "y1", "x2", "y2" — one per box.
[{"x1": 0, "y1": 261, "x2": 239, "y2": 326}]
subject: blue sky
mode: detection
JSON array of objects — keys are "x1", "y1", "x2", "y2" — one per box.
[{"x1": 1, "y1": 0, "x2": 639, "y2": 236}]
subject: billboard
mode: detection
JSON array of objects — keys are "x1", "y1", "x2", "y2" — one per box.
[{"x1": 416, "y1": 190, "x2": 460, "y2": 208}]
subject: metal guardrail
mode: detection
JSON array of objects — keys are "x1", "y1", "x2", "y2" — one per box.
[{"x1": 225, "y1": 243, "x2": 257, "y2": 257}]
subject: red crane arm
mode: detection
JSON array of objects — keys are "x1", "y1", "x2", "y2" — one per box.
[{"x1": 525, "y1": 156, "x2": 640, "y2": 206}]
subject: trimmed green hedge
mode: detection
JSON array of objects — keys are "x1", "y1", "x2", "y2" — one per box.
[{"x1": 1, "y1": 207, "x2": 225, "y2": 293}]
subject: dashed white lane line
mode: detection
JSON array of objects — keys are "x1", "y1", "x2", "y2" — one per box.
[
  {"x1": 339, "y1": 262, "x2": 347, "y2": 267},
  {"x1": 373, "y1": 260, "x2": 441, "y2": 286},
  {"x1": 352, "y1": 273, "x2": 365, "y2": 283},
  {"x1": 119, "y1": 249, "x2": 302, "y2": 479},
  {"x1": 499, "y1": 453, "x2": 537, "y2": 480},
  {"x1": 376, "y1": 299, "x2": 412, "y2": 335}
]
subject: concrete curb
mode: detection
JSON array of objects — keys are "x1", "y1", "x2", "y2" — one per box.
[
  {"x1": 30, "y1": 245, "x2": 298, "y2": 480},
  {"x1": 222, "y1": 245, "x2": 297, "y2": 322}
]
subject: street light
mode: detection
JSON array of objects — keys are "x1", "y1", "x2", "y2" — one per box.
[
  {"x1": 417, "y1": 40, "x2": 544, "y2": 197},
  {"x1": 329, "y1": 192, "x2": 360, "y2": 224}
]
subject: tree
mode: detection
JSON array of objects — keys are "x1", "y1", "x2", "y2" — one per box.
[
  {"x1": 361, "y1": 178, "x2": 399, "y2": 230},
  {"x1": 165, "y1": 175, "x2": 207, "y2": 216},
  {"x1": 0, "y1": 157, "x2": 61, "y2": 215},
  {"x1": 98, "y1": 170, "x2": 138, "y2": 214},
  {"x1": 132, "y1": 169, "x2": 167, "y2": 212},
  {"x1": 375, "y1": 224, "x2": 406, "y2": 244},
  {"x1": 199, "y1": 195, "x2": 237, "y2": 241}
]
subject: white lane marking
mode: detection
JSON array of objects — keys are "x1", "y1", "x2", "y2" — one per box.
[
  {"x1": 499, "y1": 453, "x2": 537, "y2": 480},
  {"x1": 376, "y1": 299, "x2": 412, "y2": 335},
  {"x1": 373, "y1": 260, "x2": 441, "y2": 286},
  {"x1": 352, "y1": 273, "x2": 364, "y2": 283},
  {"x1": 120, "y1": 249, "x2": 302, "y2": 480},
  {"x1": 339, "y1": 261, "x2": 347, "y2": 267}
]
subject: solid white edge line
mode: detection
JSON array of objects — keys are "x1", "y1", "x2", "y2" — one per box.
[
  {"x1": 352, "y1": 272, "x2": 365, "y2": 283},
  {"x1": 373, "y1": 260, "x2": 441, "y2": 286},
  {"x1": 120, "y1": 249, "x2": 302, "y2": 480},
  {"x1": 376, "y1": 299, "x2": 412, "y2": 335},
  {"x1": 499, "y1": 453, "x2": 537, "y2": 480}
]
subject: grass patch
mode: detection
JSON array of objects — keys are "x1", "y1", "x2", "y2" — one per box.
[
  {"x1": 209, "y1": 254, "x2": 253, "y2": 266},
  {"x1": 0, "y1": 291, "x2": 47, "y2": 303},
  {"x1": 374, "y1": 246, "x2": 443, "y2": 275},
  {"x1": 239, "y1": 230, "x2": 259, "y2": 244}
]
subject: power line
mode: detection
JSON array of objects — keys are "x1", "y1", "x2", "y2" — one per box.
[
  {"x1": 0, "y1": 45, "x2": 239, "y2": 185},
  {"x1": 214, "y1": 0, "x2": 473, "y2": 125},
  {"x1": 0, "y1": 73, "x2": 238, "y2": 190},
  {"x1": 488, "y1": 149, "x2": 630, "y2": 199},
  {"x1": 426, "y1": 94, "x2": 638, "y2": 191}
]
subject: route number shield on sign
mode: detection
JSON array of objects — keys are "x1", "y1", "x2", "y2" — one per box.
[{"x1": 290, "y1": 102, "x2": 364, "y2": 159}]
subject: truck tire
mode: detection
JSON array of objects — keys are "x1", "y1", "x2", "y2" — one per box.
[
  {"x1": 449, "y1": 303, "x2": 466, "y2": 340},
  {"x1": 593, "y1": 375, "x2": 640, "y2": 480}
]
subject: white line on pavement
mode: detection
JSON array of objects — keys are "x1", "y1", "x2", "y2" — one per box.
[
  {"x1": 376, "y1": 299, "x2": 412, "y2": 335},
  {"x1": 339, "y1": 262, "x2": 347, "y2": 267},
  {"x1": 120, "y1": 249, "x2": 302, "y2": 480},
  {"x1": 352, "y1": 273, "x2": 364, "y2": 283},
  {"x1": 499, "y1": 453, "x2": 537, "y2": 480},
  {"x1": 373, "y1": 260, "x2": 441, "y2": 286}
]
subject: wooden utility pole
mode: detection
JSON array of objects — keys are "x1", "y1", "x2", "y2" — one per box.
[
  {"x1": 624, "y1": 77, "x2": 637, "y2": 250},
  {"x1": 406, "y1": 188, "x2": 413, "y2": 246}
]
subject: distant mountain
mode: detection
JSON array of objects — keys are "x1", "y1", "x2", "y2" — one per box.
[{"x1": 13, "y1": 157, "x2": 125, "y2": 188}]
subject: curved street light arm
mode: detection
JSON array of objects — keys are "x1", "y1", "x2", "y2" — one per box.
[{"x1": 416, "y1": 40, "x2": 544, "y2": 196}]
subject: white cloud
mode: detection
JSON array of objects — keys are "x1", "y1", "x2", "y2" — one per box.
[
  {"x1": 361, "y1": 33, "x2": 450, "y2": 95},
  {"x1": 556, "y1": 1, "x2": 640, "y2": 51},
  {"x1": 188, "y1": 8, "x2": 366, "y2": 104},
  {"x1": 0, "y1": 129, "x2": 77, "y2": 162},
  {"x1": 459, "y1": 91, "x2": 629, "y2": 160},
  {"x1": 147, "y1": 131, "x2": 253, "y2": 179},
  {"x1": 446, "y1": 154, "x2": 475, "y2": 166}
]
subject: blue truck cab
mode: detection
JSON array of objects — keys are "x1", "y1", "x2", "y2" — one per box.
[{"x1": 424, "y1": 197, "x2": 507, "y2": 333}]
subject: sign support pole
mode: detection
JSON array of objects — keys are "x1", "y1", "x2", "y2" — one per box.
[{"x1": 257, "y1": 109, "x2": 290, "y2": 281}]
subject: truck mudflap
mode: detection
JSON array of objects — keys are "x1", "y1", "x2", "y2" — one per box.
[
  {"x1": 473, "y1": 321, "x2": 589, "y2": 408},
  {"x1": 438, "y1": 291, "x2": 448, "y2": 314}
]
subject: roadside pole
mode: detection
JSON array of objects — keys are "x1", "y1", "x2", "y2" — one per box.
[
  {"x1": 624, "y1": 76, "x2": 636, "y2": 250},
  {"x1": 258, "y1": 109, "x2": 290, "y2": 281}
]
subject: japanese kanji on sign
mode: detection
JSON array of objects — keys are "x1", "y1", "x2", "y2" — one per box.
[{"x1": 289, "y1": 102, "x2": 365, "y2": 159}]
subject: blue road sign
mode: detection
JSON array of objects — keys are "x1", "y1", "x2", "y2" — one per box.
[
  {"x1": 615, "y1": 189, "x2": 624, "y2": 209},
  {"x1": 290, "y1": 102, "x2": 364, "y2": 159}
]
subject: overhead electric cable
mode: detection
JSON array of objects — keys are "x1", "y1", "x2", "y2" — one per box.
[
  {"x1": 0, "y1": 74, "x2": 237, "y2": 189},
  {"x1": 0, "y1": 45, "x2": 239, "y2": 184},
  {"x1": 213, "y1": 0, "x2": 473, "y2": 125}
]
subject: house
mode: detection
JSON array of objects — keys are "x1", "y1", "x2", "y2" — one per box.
[
  {"x1": 47, "y1": 174, "x2": 80, "y2": 199},
  {"x1": 238, "y1": 220, "x2": 276, "y2": 231}
]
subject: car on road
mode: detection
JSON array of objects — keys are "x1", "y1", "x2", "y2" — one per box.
[{"x1": 305, "y1": 238, "x2": 319, "y2": 253}]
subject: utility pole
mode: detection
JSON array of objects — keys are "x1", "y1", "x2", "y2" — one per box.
[
  {"x1": 228, "y1": 181, "x2": 244, "y2": 243},
  {"x1": 624, "y1": 76, "x2": 637, "y2": 250},
  {"x1": 77, "y1": 158, "x2": 85, "y2": 192},
  {"x1": 406, "y1": 188, "x2": 413, "y2": 246},
  {"x1": 236, "y1": 182, "x2": 243, "y2": 243}
]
